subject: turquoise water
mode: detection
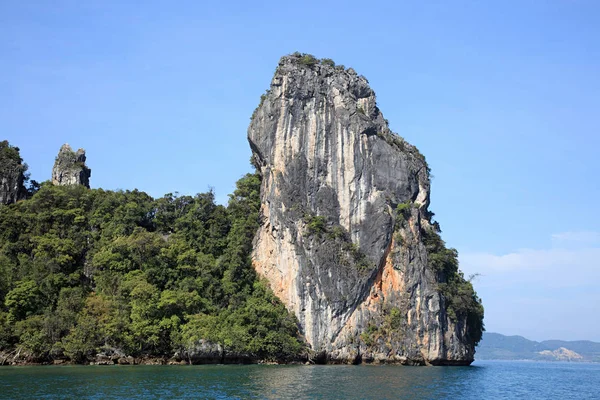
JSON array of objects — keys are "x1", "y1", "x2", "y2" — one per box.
[{"x1": 1, "y1": 361, "x2": 599, "y2": 399}]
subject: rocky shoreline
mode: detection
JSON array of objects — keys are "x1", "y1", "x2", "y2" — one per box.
[
  {"x1": 0, "y1": 353, "x2": 472, "y2": 366},
  {"x1": 0, "y1": 339, "x2": 473, "y2": 366}
]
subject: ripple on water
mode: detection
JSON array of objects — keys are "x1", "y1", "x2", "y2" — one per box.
[{"x1": 0, "y1": 361, "x2": 599, "y2": 399}]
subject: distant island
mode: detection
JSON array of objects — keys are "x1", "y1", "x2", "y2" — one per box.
[{"x1": 476, "y1": 332, "x2": 600, "y2": 362}]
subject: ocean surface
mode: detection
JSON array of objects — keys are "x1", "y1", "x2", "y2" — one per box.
[{"x1": 1, "y1": 360, "x2": 598, "y2": 399}]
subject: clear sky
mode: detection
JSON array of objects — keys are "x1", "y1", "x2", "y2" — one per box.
[{"x1": 1, "y1": 1, "x2": 599, "y2": 342}]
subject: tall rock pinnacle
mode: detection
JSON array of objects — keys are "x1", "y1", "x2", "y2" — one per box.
[
  {"x1": 52, "y1": 144, "x2": 91, "y2": 188},
  {"x1": 248, "y1": 53, "x2": 483, "y2": 365},
  {"x1": 0, "y1": 140, "x2": 27, "y2": 205}
]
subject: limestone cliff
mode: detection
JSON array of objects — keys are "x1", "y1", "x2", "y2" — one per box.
[
  {"x1": 52, "y1": 144, "x2": 91, "y2": 188},
  {"x1": 248, "y1": 54, "x2": 484, "y2": 365},
  {"x1": 0, "y1": 140, "x2": 27, "y2": 205}
]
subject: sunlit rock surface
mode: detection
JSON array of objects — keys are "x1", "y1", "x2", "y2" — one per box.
[
  {"x1": 52, "y1": 144, "x2": 91, "y2": 188},
  {"x1": 248, "y1": 54, "x2": 481, "y2": 365}
]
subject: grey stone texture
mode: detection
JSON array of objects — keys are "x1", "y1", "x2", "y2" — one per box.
[
  {"x1": 248, "y1": 54, "x2": 476, "y2": 365},
  {"x1": 0, "y1": 141, "x2": 27, "y2": 205},
  {"x1": 52, "y1": 144, "x2": 91, "y2": 188}
]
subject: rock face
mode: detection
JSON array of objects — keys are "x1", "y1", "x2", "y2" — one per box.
[
  {"x1": 52, "y1": 144, "x2": 91, "y2": 188},
  {"x1": 248, "y1": 54, "x2": 483, "y2": 365},
  {"x1": 0, "y1": 140, "x2": 27, "y2": 205}
]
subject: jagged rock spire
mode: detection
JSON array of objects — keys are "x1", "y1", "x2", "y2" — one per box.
[
  {"x1": 52, "y1": 144, "x2": 91, "y2": 188},
  {"x1": 0, "y1": 140, "x2": 27, "y2": 205}
]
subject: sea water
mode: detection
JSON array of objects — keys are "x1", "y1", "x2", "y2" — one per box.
[{"x1": 1, "y1": 360, "x2": 598, "y2": 399}]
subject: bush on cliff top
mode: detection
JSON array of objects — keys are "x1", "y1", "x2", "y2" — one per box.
[{"x1": 298, "y1": 54, "x2": 318, "y2": 66}]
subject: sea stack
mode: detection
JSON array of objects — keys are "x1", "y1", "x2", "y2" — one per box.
[
  {"x1": 248, "y1": 53, "x2": 484, "y2": 365},
  {"x1": 52, "y1": 144, "x2": 91, "y2": 188}
]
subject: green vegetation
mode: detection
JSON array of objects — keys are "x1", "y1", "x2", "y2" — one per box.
[
  {"x1": 393, "y1": 201, "x2": 415, "y2": 246},
  {"x1": 304, "y1": 214, "x2": 327, "y2": 235},
  {"x1": 0, "y1": 140, "x2": 37, "y2": 200},
  {"x1": 327, "y1": 225, "x2": 347, "y2": 241},
  {"x1": 343, "y1": 242, "x2": 372, "y2": 271},
  {"x1": 291, "y1": 52, "x2": 336, "y2": 68},
  {"x1": 422, "y1": 228, "x2": 484, "y2": 344},
  {"x1": 250, "y1": 90, "x2": 270, "y2": 121},
  {"x1": 387, "y1": 307, "x2": 403, "y2": 330},
  {"x1": 0, "y1": 171, "x2": 304, "y2": 363},
  {"x1": 0, "y1": 141, "x2": 23, "y2": 164},
  {"x1": 56, "y1": 147, "x2": 78, "y2": 164},
  {"x1": 320, "y1": 58, "x2": 335, "y2": 67},
  {"x1": 374, "y1": 132, "x2": 432, "y2": 176},
  {"x1": 376, "y1": 129, "x2": 406, "y2": 152},
  {"x1": 302, "y1": 213, "x2": 373, "y2": 272},
  {"x1": 360, "y1": 324, "x2": 378, "y2": 347},
  {"x1": 360, "y1": 306, "x2": 405, "y2": 348},
  {"x1": 54, "y1": 146, "x2": 87, "y2": 172},
  {"x1": 298, "y1": 54, "x2": 318, "y2": 66},
  {"x1": 395, "y1": 201, "x2": 413, "y2": 222}
]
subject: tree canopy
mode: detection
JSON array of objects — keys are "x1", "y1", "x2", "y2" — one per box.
[{"x1": 0, "y1": 172, "x2": 304, "y2": 363}]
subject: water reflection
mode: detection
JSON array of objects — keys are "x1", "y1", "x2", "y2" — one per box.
[{"x1": 1, "y1": 361, "x2": 599, "y2": 399}]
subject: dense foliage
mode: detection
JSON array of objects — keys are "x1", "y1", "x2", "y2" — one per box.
[
  {"x1": 0, "y1": 141, "x2": 38, "y2": 201},
  {"x1": 423, "y1": 228, "x2": 485, "y2": 345},
  {"x1": 0, "y1": 173, "x2": 304, "y2": 363},
  {"x1": 0, "y1": 141, "x2": 23, "y2": 166}
]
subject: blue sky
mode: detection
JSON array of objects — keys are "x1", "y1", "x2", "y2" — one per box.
[{"x1": 1, "y1": 1, "x2": 599, "y2": 341}]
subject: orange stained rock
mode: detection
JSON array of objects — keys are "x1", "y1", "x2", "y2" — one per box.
[{"x1": 370, "y1": 238, "x2": 404, "y2": 304}]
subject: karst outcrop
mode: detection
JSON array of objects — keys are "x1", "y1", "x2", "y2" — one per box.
[
  {"x1": 248, "y1": 53, "x2": 484, "y2": 365},
  {"x1": 0, "y1": 140, "x2": 27, "y2": 205},
  {"x1": 52, "y1": 144, "x2": 91, "y2": 188}
]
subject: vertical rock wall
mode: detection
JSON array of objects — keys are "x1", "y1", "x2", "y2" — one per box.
[
  {"x1": 248, "y1": 54, "x2": 482, "y2": 365},
  {"x1": 0, "y1": 140, "x2": 27, "y2": 205}
]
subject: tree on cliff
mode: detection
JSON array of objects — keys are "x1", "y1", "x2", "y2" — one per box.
[{"x1": 0, "y1": 140, "x2": 31, "y2": 204}]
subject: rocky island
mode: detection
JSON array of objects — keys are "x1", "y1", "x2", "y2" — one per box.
[
  {"x1": 0, "y1": 54, "x2": 483, "y2": 366},
  {"x1": 250, "y1": 53, "x2": 483, "y2": 365}
]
